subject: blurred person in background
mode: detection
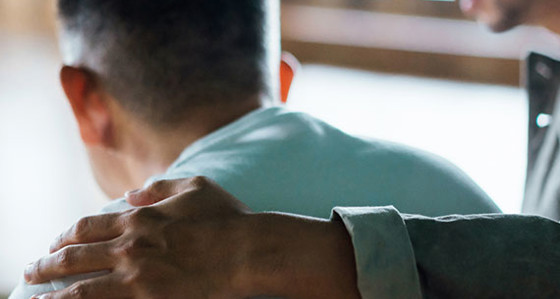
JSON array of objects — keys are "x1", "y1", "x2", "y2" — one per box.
[
  {"x1": 461, "y1": 0, "x2": 560, "y2": 221},
  {"x1": 16, "y1": 0, "x2": 560, "y2": 298}
]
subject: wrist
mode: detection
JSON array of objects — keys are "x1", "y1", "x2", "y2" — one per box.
[{"x1": 236, "y1": 213, "x2": 360, "y2": 299}]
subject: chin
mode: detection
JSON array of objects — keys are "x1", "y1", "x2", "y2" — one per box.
[
  {"x1": 487, "y1": 22, "x2": 518, "y2": 33},
  {"x1": 472, "y1": 0, "x2": 528, "y2": 33},
  {"x1": 487, "y1": 17, "x2": 524, "y2": 32},
  {"x1": 477, "y1": 14, "x2": 522, "y2": 33}
]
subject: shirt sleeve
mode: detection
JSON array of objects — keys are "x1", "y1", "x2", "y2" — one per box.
[
  {"x1": 333, "y1": 207, "x2": 560, "y2": 299},
  {"x1": 331, "y1": 206, "x2": 423, "y2": 299}
]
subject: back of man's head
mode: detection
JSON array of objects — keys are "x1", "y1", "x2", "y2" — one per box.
[{"x1": 57, "y1": 0, "x2": 278, "y2": 127}]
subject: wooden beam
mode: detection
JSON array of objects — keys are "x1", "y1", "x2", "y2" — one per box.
[
  {"x1": 282, "y1": 39, "x2": 521, "y2": 86},
  {"x1": 283, "y1": 0, "x2": 465, "y2": 20},
  {"x1": 280, "y1": 4, "x2": 560, "y2": 85}
]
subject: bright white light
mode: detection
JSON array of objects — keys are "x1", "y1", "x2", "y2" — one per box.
[
  {"x1": 288, "y1": 65, "x2": 527, "y2": 215},
  {"x1": 537, "y1": 113, "x2": 552, "y2": 128}
]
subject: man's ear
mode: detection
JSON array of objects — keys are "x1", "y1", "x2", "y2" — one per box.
[
  {"x1": 280, "y1": 52, "x2": 300, "y2": 104},
  {"x1": 60, "y1": 66, "x2": 113, "y2": 147}
]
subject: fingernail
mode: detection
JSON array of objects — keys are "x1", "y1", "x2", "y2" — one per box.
[
  {"x1": 125, "y1": 189, "x2": 141, "y2": 198},
  {"x1": 24, "y1": 263, "x2": 34, "y2": 283}
]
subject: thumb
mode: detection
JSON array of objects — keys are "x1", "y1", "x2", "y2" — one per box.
[
  {"x1": 125, "y1": 179, "x2": 193, "y2": 206},
  {"x1": 125, "y1": 177, "x2": 206, "y2": 207},
  {"x1": 124, "y1": 182, "x2": 171, "y2": 206},
  {"x1": 125, "y1": 188, "x2": 158, "y2": 207}
]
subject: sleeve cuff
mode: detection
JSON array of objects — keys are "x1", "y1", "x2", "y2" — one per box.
[{"x1": 331, "y1": 206, "x2": 422, "y2": 299}]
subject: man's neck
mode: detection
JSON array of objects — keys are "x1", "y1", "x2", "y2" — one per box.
[{"x1": 118, "y1": 99, "x2": 265, "y2": 191}]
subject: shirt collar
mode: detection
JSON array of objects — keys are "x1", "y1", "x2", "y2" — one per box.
[{"x1": 166, "y1": 106, "x2": 284, "y2": 173}]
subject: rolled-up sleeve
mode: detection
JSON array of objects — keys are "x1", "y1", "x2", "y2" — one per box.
[
  {"x1": 332, "y1": 206, "x2": 422, "y2": 299},
  {"x1": 333, "y1": 207, "x2": 560, "y2": 299}
]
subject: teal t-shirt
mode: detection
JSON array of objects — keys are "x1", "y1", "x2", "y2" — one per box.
[{"x1": 137, "y1": 106, "x2": 500, "y2": 218}]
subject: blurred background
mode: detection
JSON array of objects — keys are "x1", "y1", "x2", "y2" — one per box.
[{"x1": 1, "y1": 0, "x2": 559, "y2": 296}]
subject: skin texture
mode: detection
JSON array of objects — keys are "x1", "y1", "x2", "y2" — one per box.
[
  {"x1": 25, "y1": 177, "x2": 360, "y2": 299},
  {"x1": 461, "y1": 0, "x2": 560, "y2": 33},
  {"x1": 59, "y1": 64, "x2": 264, "y2": 199}
]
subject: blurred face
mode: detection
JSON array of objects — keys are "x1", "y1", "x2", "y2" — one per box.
[{"x1": 460, "y1": 0, "x2": 535, "y2": 32}]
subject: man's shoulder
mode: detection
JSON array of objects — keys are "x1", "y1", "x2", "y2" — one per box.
[{"x1": 349, "y1": 138, "x2": 501, "y2": 214}]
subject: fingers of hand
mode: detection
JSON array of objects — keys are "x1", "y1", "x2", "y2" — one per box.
[
  {"x1": 31, "y1": 272, "x2": 130, "y2": 299},
  {"x1": 26, "y1": 242, "x2": 115, "y2": 284},
  {"x1": 50, "y1": 213, "x2": 125, "y2": 254}
]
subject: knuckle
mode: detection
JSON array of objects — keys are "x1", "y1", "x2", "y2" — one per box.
[
  {"x1": 190, "y1": 176, "x2": 210, "y2": 188},
  {"x1": 122, "y1": 261, "x2": 148, "y2": 286},
  {"x1": 56, "y1": 248, "x2": 75, "y2": 269},
  {"x1": 123, "y1": 262, "x2": 172, "y2": 298},
  {"x1": 73, "y1": 217, "x2": 92, "y2": 240},
  {"x1": 28, "y1": 260, "x2": 43, "y2": 282},
  {"x1": 122, "y1": 270, "x2": 140, "y2": 286},
  {"x1": 126, "y1": 208, "x2": 146, "y2": 225},
  {"x1": 116, "y1": 243, "x2": 136, "y2": 258},
  {"x1": 116, "y1": 236, "x2": 153, "y2": 257},
  {"x1": 68, "y1": 282, "x2": 88, "y2": 298},
  {"x1": 148, "y1": 180, "x2": 169, "y2": 196},
  {"x1": 136, "y1": 236, "x2": 157, "y2": 249}
]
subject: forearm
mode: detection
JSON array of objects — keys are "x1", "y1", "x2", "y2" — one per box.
[
  {"x1": 239, "y1": 213, "x2": 361, "y2": 299},
  {"x1": 404, "y1": 214, "x2": 560, "y2": 298},
  {"x1": 25, "y1": 176, "x2": 560, "y2": 299}
]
